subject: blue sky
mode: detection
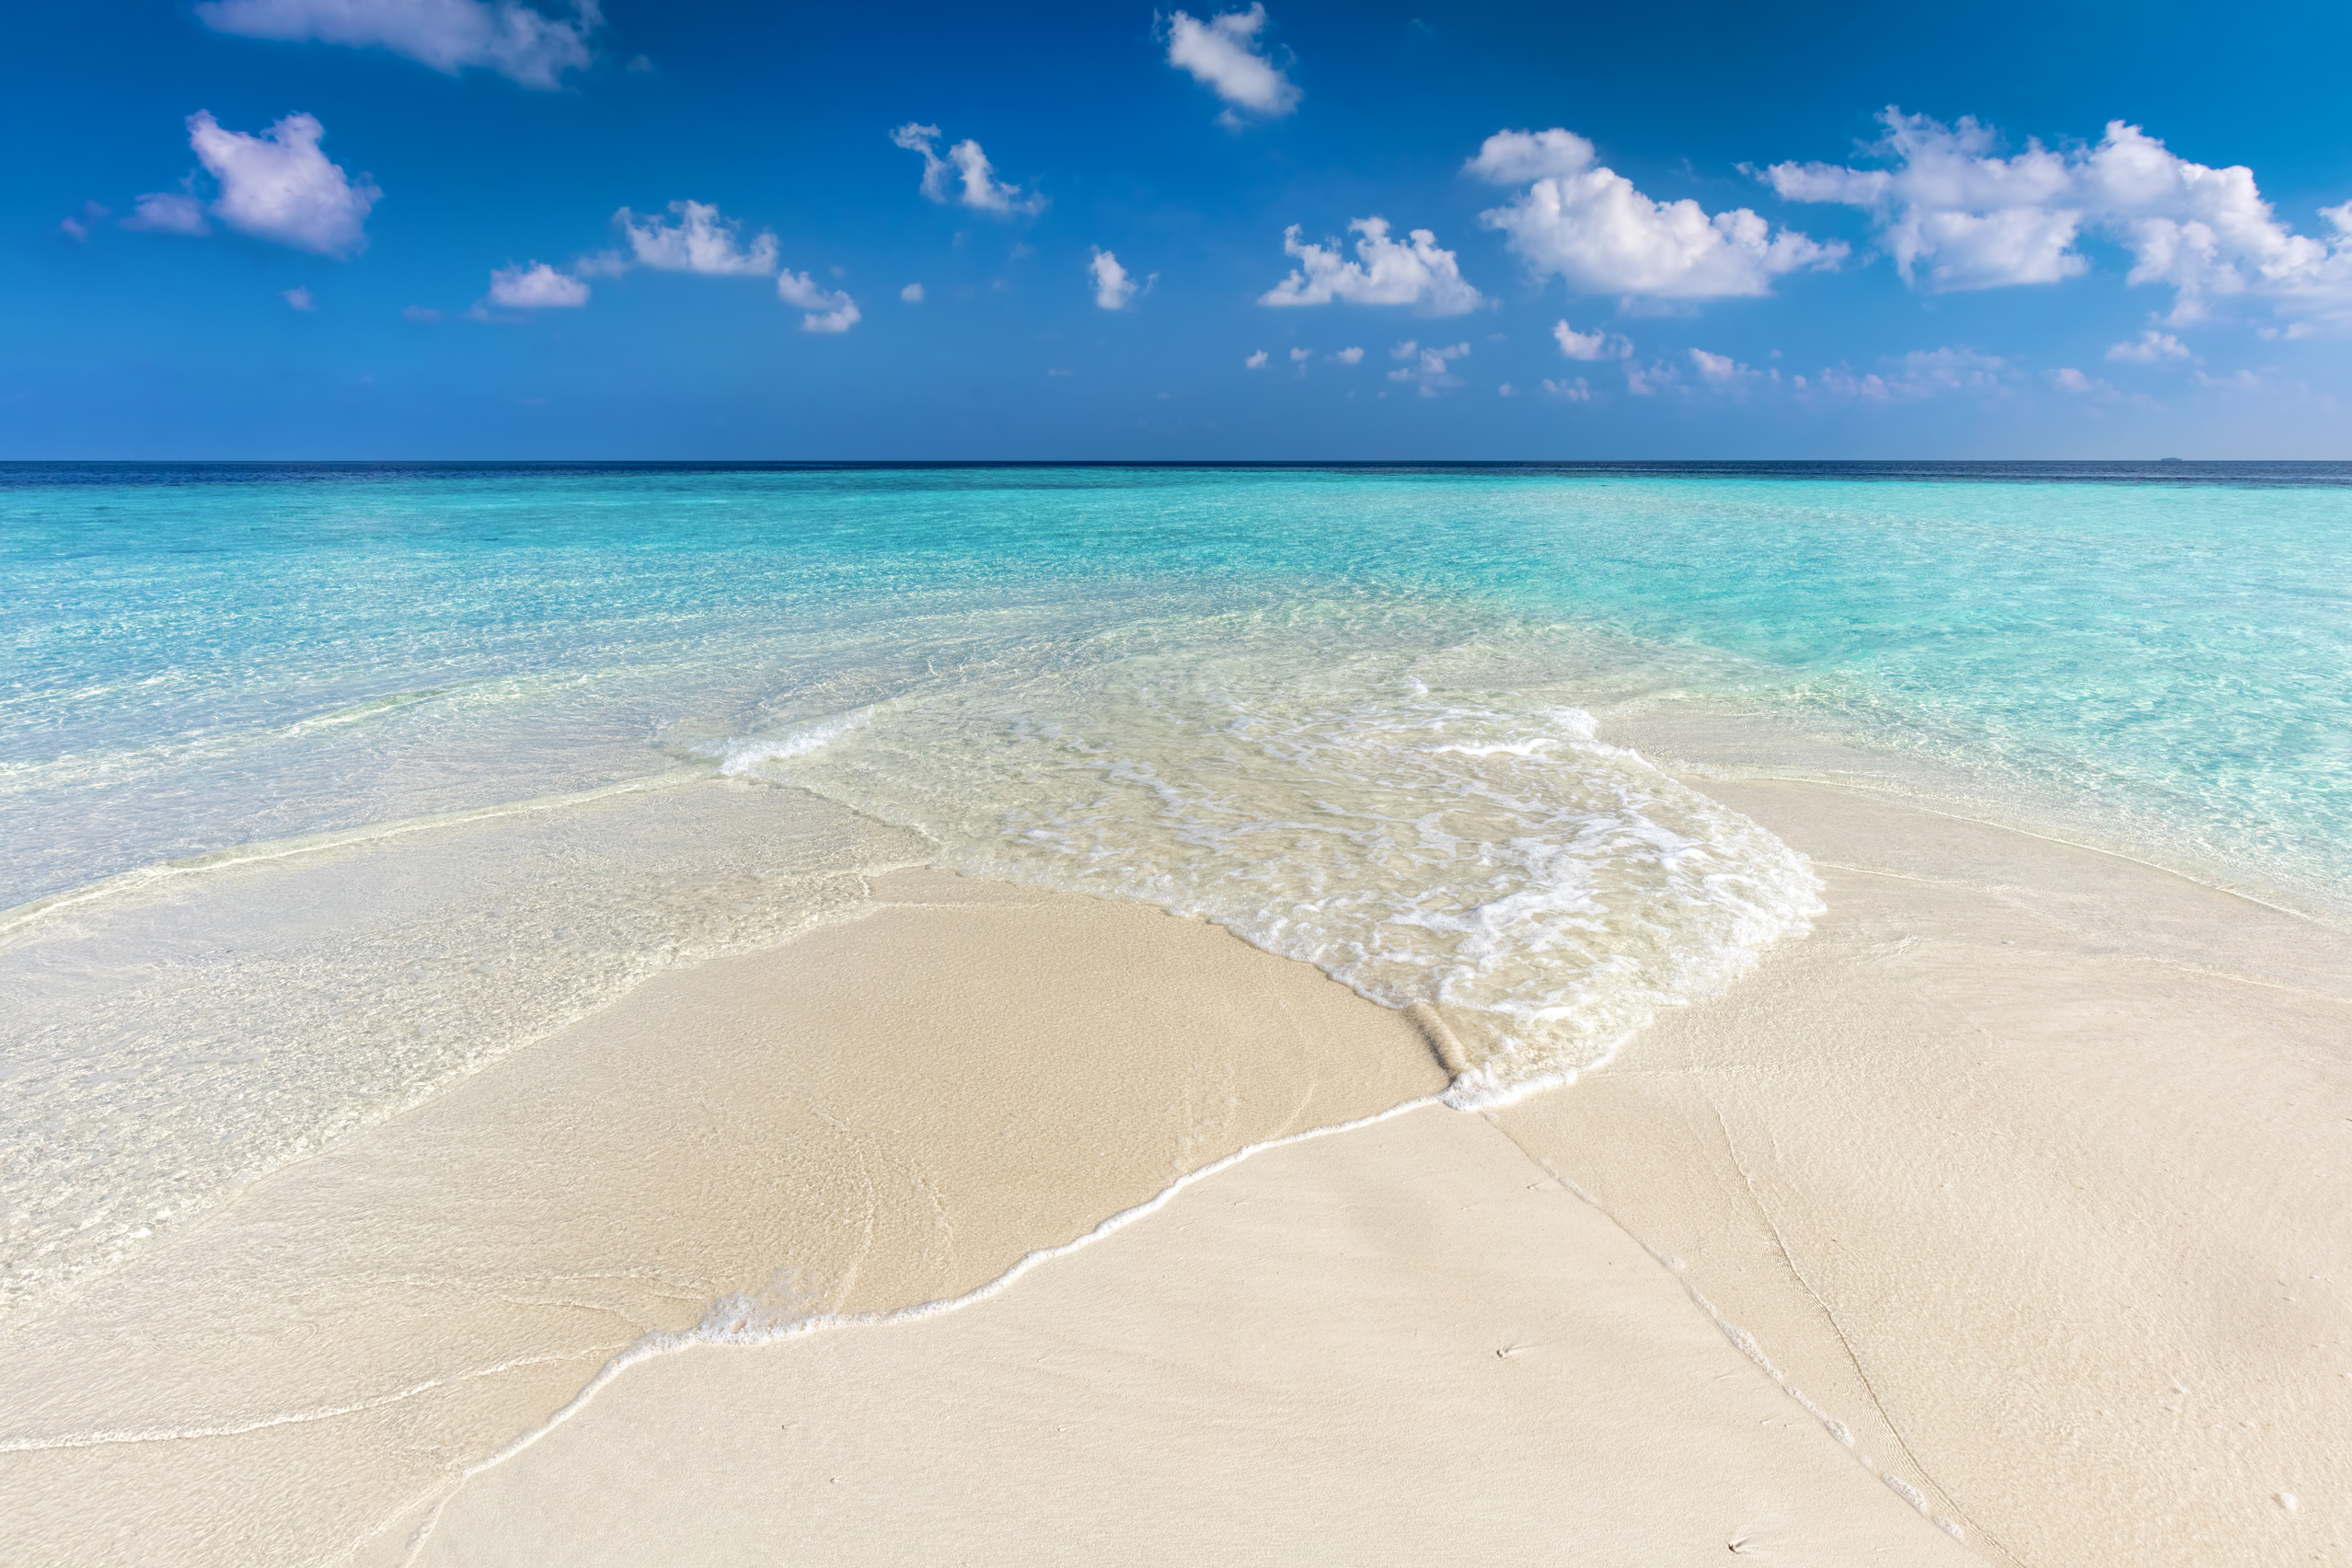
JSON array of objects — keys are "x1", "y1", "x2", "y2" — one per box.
[{"x1": 8, "y1": 0, "x2": 2351, "y2": 458}]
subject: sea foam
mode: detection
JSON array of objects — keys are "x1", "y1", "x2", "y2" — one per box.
[{"x1": 726, "y1": 629, "x2": 1824, "y2": 1099}]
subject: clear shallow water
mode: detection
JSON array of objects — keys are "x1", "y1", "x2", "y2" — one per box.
[
  {"x1": 4, "y1": 461, "x2": 2348, "y2": 1314},
  {"x1": 10, "y1": 462, "x2": 2349, "y2": 910}
]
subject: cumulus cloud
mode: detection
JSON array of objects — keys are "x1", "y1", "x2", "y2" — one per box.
[
  {"x1": 1387, "y1": 339, "x2": 1470, "y2": 396},
  {"x1": 1288, "y1": 347, "x2": 1310, "y2": 361},
  {"x1": 282, "y1": 285, "x2": 316, "y2": 310},
  {"x1": 1541, "y1": 375, "x2": 1594, "y2": 400},
  {"x1": 1163, "y1": 5, "x2": 1299, "y2": 123},
  {"x1": 1469, "y1": 127, "x2": 1842, "y2": 299},
  {"x1": 1765, "y1": 108, "x2": 2352, "y2": 326},
  {"x1": 488, "y1": 260, "x2": 588, "y2": 307},
  {"x1": 1553, "y1": 317, "x2": 1631, "y2": 360},
  {"x1": 617, "y1": 199, "x2": 778, "y2": 275},
  {"x1": 777, "y1": 270, "x2": 859, "y2": 332},
  {"x1": 186, "y1": 110, "x2": 379, "y2": 257},
  {"x1": 1244, "y1": 349, "x2": 1269, "y2": 368},
  {"x1": 1464, "y1": 128, "x2": 1597, "y2": 185},
  {"x1": 2048, "y1": 367, "x2": 2103, "y2": 393},
  {"x1": 900, "y1": 282, "x2": 924, "y2": 303},
  {"x1": 122, "y1": 191, "x2": 212, "y2": 236},
  {"x1": 1259, "y1": 218, "x2": 1482, "y2": 313},
  {"x1": 2108, "y1": 329, "x2": 2193, "y2": 363},
  {"x1": 1688, "y1": 347, "x2": 1758, "y2": 386},
  {"x1": 1806, "y1": 346, "x2": 2011, "y2": 400},
  {"x1": 1090, "y1": 248, "x2": 1143, "y2": 309},
  {"x1": 195, "y1": 0, "x2": 600, "y2": 89},
  {"x1": 589, "y1": 197, "x2": 847, "y2": 325},
  {"x1": 1623, "y1": 361, "x2": 1677, "y2": 396},
  {"x1": 891, "y1": 123, "x2": 1044, "y2": 217},
  {"x1": 1326, "y1": 345, "x2": 1365, "y2": 363}
]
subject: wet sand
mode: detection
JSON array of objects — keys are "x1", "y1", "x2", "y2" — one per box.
[
  {"x1": 400, "y1": 1101, "x2": 1977, "y2": 1568},
  {"x1": 0, "y1": 860, "x2": 1444, "y2": 1567},
  {"x1": 5, "y1": 764, "x2": 2347, "y2": 1566}
]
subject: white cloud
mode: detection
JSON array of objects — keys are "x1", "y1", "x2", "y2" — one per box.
[
  {"x1": 1288, "y1": 347, "x2": 1310, "y2": 361},
  {"x1": 195, "y1": 0, "x2": 599, "y2": 89},
  {"x1": 1463, "y1": 128, "x2": 1597, "y2": 185},
  {"x1": 1327, "y1": 345, "x2": 1364, "y2": 363},
  {"x1": 1244, "y1": 349, "x2": 1269, "y2": 368},
  {"x1": 2048, "y1": 367, "x2": 2104, "y2": 393},
  {"x1": 122, "y1": 191, "x2": 212, "y2": 236},
  {"x1": 900, "y1": 282, "x2": 924, "y2": 303},
  {"x1": 1765, "y1": 108, "x2": 2352, "y2": 327},
  {"x1": 590, "y1": 198, "x2": 847, "y2": 324},
  {"x1": 1090, "y1": 248, "x2": 1143, "y2": 309},
  {"x1": 2106, "y1": 329, "x2": 2194, "y2": 363},
  {"x1": 1552, "y1": 317, "x2": 1631, "y2": 361},
  {"x1": 890, "y1": 123, "x2": 1045, "y2": 217},
  {"x1": 1386, "y1": 339, "x2": 1470, "y2": 396},
  {"x1": 1163, "y1": 5, "x2": 1299, "y2": 122},
  {"x1": 282, "y1": 285, "x2": 316, "y2": 310},
  {"x1": 1259, "y1": 218, "x2": 1482, "y2": 313},
  {"x1": 1541, "y1": 376, "x2": 1593, "y2": 400},
  {"x1": 1808, "y1": 346, "x2": 2011, "y2": 400},
  {"x1": 403, "y1": 305, "x2": 443, "y2": 322},
  {"x1": 1471, "y1": 126, "x2": 1842, "y2": 299},
  {"x1": 1688, "y1": 347, "x2": 1757, "y2": 386},
  {"x1": 488, "y1": 261, "x2": 588, "y2": 307},
  {"x1": 1497, "y1": 382, "x2": 1518, "y2": 397},
  {"x1": 188, "y1": 110, "x2": 378, "y2": 257},
  {"x1": 617, "y1": 200, "x2": 778, "y2": 275},
  {"x1": 777, "y1": 270, "x2": 859, "y2": 332}
]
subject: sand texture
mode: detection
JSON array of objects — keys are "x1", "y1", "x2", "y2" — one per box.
[
  {"x1": 0, "y1": 861, "x2": 1446, "y2": 1568},
  {"x1": 5, "y1": 759, "x2": 2346, "y2": 1567},
  {"x1": 402, "y1": 1101, "x2": 1977, "y2": 1567},
  {"x1": 1499, "y1": 774, "x2": 2352, "y2": 1567}
]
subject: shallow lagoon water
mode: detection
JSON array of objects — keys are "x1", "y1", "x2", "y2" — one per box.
[{"x1": 4, "y1": 461, "x2": 2347, "y2": 1317}]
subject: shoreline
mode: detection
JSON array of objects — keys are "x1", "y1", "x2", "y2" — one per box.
[
  {"x1": 1, "y1": 730, "x2": 2346, "y2": 1563},
  {"x1": 398, "y1": 1101, "x2": 1981, "y2": 1568},
  {"x1": 1498, "y1": 766, "x2": 2352, "y2": 1565},
  {"x1": 0, "y1": 858, "x2": 1450, "y2": 1567}
]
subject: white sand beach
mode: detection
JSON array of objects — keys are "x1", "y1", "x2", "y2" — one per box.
[{"x1": 4, "y1": 752, "x2": 2346, "y2": 1567}]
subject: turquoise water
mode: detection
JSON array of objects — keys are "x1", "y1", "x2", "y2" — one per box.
[
  {"x1": 4, "y1": 461, "x2": 2349, "y2": 1315},
  {"x1": 8, "y1": 462, "x2": 2348, "y2": 909}
]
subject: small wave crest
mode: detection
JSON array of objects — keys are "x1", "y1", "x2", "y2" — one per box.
[
  {"x1": 724, "y1": 637, "x2": 1824, "y2": 1099},
  {"x1": 279, "y1": 686, "x2": 451, "y2": 737},
  {"x1": 698, "y1": 707, "x2": 879, "y2": 776}
]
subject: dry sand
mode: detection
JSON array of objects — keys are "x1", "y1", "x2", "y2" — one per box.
[
  {"x1": 6, "y1": 757, "x2": 2347, "y2": 1568},
  {"x1": 0, "y1": 858, "x2": 1446, "y2": 1567},
  {"x1": 401, "y1": 1101, "x2": 1979, "y2": 1568},
  {"x1": 395, "y1": 767, "x2": 2352, "y2": 1568},
  {"x1": 1497, "y1": 773, "x2": 2352, "y2": 1567}
]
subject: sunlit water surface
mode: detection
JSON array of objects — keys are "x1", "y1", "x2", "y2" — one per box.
[{"x1": 5, "y1": 461, "x2": 2346, "y2": 1314}]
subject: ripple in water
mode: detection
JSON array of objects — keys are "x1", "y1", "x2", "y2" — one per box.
[{"x1": 723, "y1": 634, "x2": 1825, "y2": 1101}]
